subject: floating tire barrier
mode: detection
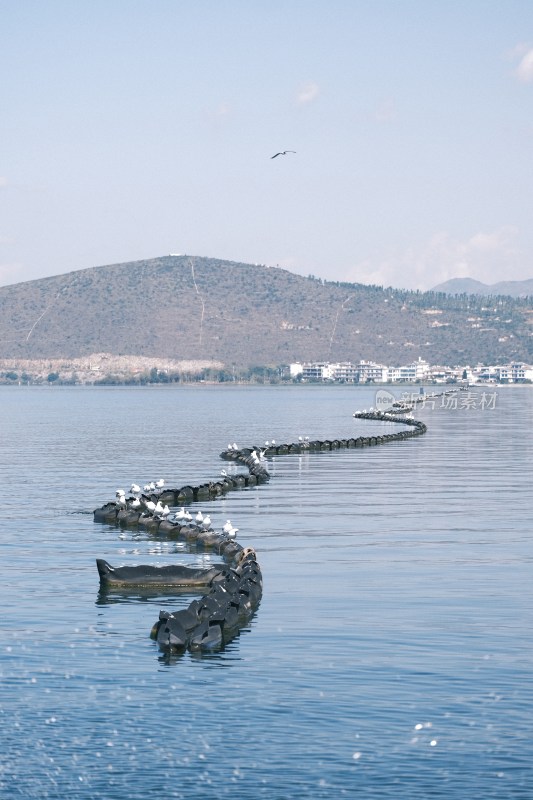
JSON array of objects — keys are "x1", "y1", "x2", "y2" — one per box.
[
  {"x1": 97, "y1": 559, "x2": 230, "y2": 589},
  {"x1": 93, "y1": 388, "x2": 462, "y2": 654},
  {"x1": 150, "y1": 548, "x2": 262, "y2": 653}
]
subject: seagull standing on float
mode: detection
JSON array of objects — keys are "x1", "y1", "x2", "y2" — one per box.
[
  {"x1": 144, "y1": 499, "x2": 156, "y2": 515},
  {"x1": 154, "y1": 500, "x2": 164, "y2": 516},
  {"x1": 225, "y1": 524, "x2": 239, "y2": 539}
]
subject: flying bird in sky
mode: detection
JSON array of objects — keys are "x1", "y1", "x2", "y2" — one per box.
[{"x1": 271, "y1": 150, "x2": 296, "y2": 159}]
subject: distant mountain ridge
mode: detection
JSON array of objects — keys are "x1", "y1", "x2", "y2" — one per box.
[
  {"x1": 432, "y1": 277, "x2": 533, "y2": 298},
  {"x1": 0, "y1": 255, "x2": 531, "y2": 367}
]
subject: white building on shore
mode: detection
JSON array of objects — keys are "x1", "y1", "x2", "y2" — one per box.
[
  {"x1": 386, "y1": 358, "x2": 430, "y2": 383},
  {"x1": 290, "y1": 358, "x2": 532, "y2": 384},
  {"x1": 290, "y1": 362, "x2": 359, "y2": 382},
  {"x1": 291, "y1": 358, "x2": 429, "y2": 383},
  {"x1": 357, "y1": 360, "x2": 388, "y2": 382},
  {"x1": 471, "y1": 362, "x2": 533, "y2": 383}
]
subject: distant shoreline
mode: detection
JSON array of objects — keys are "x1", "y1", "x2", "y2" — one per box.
[{"x1": 0, "y1": 379, "x2": 530, "y2": 389}]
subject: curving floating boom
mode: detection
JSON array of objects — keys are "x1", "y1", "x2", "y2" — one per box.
[{"x1": 93, "y1": 389, "x2": 459, "y2": 654}]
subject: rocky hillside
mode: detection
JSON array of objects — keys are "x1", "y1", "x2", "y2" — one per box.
[{"x1": 0, "y1": 255, "x2": 531, "y2": 367}]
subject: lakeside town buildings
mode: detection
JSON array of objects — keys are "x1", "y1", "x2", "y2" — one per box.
[
  {"x1": 1, "y1": 354, "x2": 531, "y2": 386},
  {"x1": 289, "y1": 358, "x2": 533, "y2": 384}
]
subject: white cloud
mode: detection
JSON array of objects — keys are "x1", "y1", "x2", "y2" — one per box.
[
  {"x1": 296, "y1": 81, "x2": 320, "y2": 105},
  {"x1": 346, "y1": 226, "x2": 522, "y2": 291},
  {"x1": 514, "y1": 47, "x2": 533, "y2": 82},
  {"x1": 467, "y1": 226, "x2": 518, "y2": 252},
  {"x1": 507, "y1": 42, "x2": 529, "y2": 59}
]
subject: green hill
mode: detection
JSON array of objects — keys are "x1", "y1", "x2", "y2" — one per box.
[{"x1": 0, "y1": 255, "x2": 531, "y2": 367}]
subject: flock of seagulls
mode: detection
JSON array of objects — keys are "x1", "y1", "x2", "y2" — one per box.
[
  {"x1": 112, "y1": 430, "x2": 294, "y2": 543},
  {"x1": 250, "y1": 449, "x2": 267, "y2": 465},
  {"x1": 114, "y1": 478, "x2": 240, "y2": 540},
  {"x1": 144, "y1": 499, "x2": 171, "y2": 517},
  {"x1": 111, "y1": 417, "x2": 399, "y2": 564}
]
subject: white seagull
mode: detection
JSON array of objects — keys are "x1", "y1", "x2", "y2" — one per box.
[{"x1": 226, "y1": 525, "x2": 239, "y2": 539}]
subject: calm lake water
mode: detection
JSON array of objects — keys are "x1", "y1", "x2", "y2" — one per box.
[{"x1": 1, "y1": 384, "x2": 532, "y2": 799}]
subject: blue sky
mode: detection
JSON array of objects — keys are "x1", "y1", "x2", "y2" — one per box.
[{"x1": 1, "y1": 0, "x2": 532, "y2": 290}]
